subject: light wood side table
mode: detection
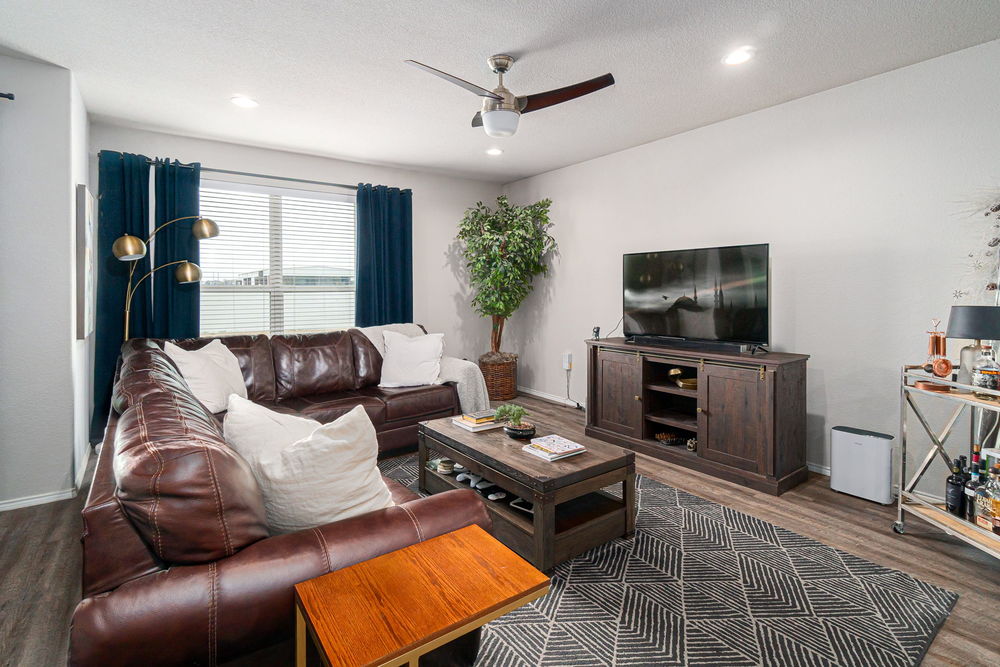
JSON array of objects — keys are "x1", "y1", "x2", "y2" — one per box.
[{"x1": 294, "y1": 524, "x2": 550, "y2": 667}]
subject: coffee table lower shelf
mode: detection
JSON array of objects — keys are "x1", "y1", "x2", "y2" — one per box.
[{"x1": 421, "y1": 462, "x2": 631, "y2": 571}]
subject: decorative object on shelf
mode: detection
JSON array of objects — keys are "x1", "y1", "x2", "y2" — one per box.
[
  {"x1": 913, "y1": 318, "x2": 952, "y2": 392},
  {"x1": 495, "y1": 403, "x2": 536, "y2": 439},
  {"x1": 457, "y1": 196, "x2": 556, "y2": 400},
  {"x1": 654, "y1": 431, "x2": 686, "y2": 447},
  {"x1": 686, "y1": 438, "x2": 697, "y2": 452},
  {"x1": 676, "y1": 377, "x2": 698, "y2": 390},
  {"x1": 436, "y1": 459, "x2": 455, "y2": 475},
  {"x1": 972, "y1": 345, "x2": 1000, "y2": 400},
  {"x1": 112, "y1": 215, "x2": 219, "y2": 340},
  {"x1": 668, "y1": 367, "x2": 698, "y2": 390}
]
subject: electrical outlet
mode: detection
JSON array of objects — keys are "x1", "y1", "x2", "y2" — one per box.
[{"x1": 562, "y1": 351, "x2": 573, "y2": 370}]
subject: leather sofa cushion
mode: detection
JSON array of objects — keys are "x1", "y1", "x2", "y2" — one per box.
[
  {"x1": 271, "y1": 332, "x2": 355, "y2": 400},
  {"x1": 274, "y1": 393, "x2": 386, "y2": 427},
  {"x1": 384, "y1": 476, "x2": 419, "y2": 504},
  {"x1": 161, "y1": 334, "x2": 276, "y2": 403},
  {"x1": 349, "y1": 328, "x2": 382, "y2": 389},
  {"x1": 357, "y1": 384, "x2": 458, "y2": 422},
  {"x1": 112, "y1": 349, "x2": 195, "y2": 415},
  {"x1": 114, "y1": 390, "x2": 269, "y2": 564}
]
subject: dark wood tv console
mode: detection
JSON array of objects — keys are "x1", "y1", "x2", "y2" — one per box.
[{"x1": 585, "y1": 338, "x2": 809, "y2": 495}]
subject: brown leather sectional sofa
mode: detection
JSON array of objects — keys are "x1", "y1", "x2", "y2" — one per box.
[{"x1": 69, "y1": 330, "x2": 490, "y2": 666}]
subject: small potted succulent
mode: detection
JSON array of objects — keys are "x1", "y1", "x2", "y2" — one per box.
[{"x1": 494, "y1": 404, "x2": 535, "y2": 440}]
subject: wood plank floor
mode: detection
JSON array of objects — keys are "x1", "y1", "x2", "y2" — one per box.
[
  {"x1": 0, "y1": 455, "x2": 91, "y2": 667},
  {"x1": 2, "y1": 395, "x2": 997, "y2": 666}
]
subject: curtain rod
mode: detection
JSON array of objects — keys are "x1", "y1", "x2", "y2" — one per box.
[{"x1": 142, "y1": 158, "x2": 358, "y2": 191}]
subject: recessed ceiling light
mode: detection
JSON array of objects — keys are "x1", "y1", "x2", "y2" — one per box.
[
  {"x1": 230, "y1": 95, "x2": 259, "y2": 108},
  {"x1": 486, "y1": 147, "x2": 503, "y2": 156},
  {"x1": 722, "y1": 46, "x2": 756, "y2": 66}
]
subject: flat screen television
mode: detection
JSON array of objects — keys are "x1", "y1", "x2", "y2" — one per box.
[{"x1": 623, "y1": 243, "x2": 769, "y2": 346}]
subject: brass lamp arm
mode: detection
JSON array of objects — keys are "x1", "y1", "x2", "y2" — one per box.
[
  {"x1": 144, "y1": 215, "x2": 204, "y2": 245},
  {"x1": 123, "y1": 260, "x2": 190, "y2": 340}
]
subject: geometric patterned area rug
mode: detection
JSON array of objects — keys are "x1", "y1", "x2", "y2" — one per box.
[{"x1": 379, "y1": 455, "x2": 957, "y2": 667}]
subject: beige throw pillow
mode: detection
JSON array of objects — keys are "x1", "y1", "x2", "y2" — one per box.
[
  {"x1": 164, "y1": 339, "x2": 247, "y2": 413},
  {"x1": 379, "y1": 330, "x2": 444, "y2": 387},
  {"x1": 223, "y1": 396, "x2": 394, "y2": 534}
]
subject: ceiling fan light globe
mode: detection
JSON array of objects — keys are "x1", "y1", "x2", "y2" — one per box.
[{"x1": 482, "y1": 109, "x2": 519, "y2": 137}]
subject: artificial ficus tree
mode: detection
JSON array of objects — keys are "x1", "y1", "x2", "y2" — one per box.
[{"x1": 457, "y1": 195, "x2": 556, "y2": 359}]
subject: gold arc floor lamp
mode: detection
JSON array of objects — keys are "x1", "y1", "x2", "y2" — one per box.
[{"x1": 112, "y1": 215, "x2": 220, "y2": 340}]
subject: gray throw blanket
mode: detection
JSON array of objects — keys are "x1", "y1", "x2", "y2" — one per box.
[{"x1": 357, "y1": 323, "x2": 490, "y2": 413}]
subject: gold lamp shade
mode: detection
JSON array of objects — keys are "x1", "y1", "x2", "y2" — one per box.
[
  {"x1": 174, "y1": 261, "x2": 202, "y2": 284},
  {"x1": 192, "y1": 217, "x2": 220, "y2": 240},
  {"x1": 112, "y1": 234, "x2": 147, "y2": 261}
]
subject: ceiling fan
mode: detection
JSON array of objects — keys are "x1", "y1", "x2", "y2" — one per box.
[{"x1": 405, "y1": 54, "x2": 615, "y2": 138}]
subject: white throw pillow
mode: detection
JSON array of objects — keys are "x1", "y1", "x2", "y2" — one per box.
[
  {"x1": 164, "y1": 339, "x2": 247, "y2": 413},
  {"x1": 380, "y1": 331, "x2": 444, "y2": 387},
  {"x1": 223, "y1": 396, "x2": 395, "y2": 534}
]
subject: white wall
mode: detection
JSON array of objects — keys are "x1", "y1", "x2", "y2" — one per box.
[
  {"x1": 0, "y1": 55, "x2": 87, "y2": 508},
  {"x1": 88, "y1": 124, "x2": 502, "y2": 360},
  {"x1": 503, "y1": 40, "x2": 1000, "y2": 471}
]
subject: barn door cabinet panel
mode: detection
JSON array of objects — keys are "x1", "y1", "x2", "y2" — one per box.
[
  {"x1": 586, "y1": 338, "x2": 808, "y2": 495},
  {"x1": 591, "y1": 349, "x2": 643, "y2": 439}
]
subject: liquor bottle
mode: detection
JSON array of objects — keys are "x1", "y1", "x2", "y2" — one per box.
[
  {"x1": 945, "y1": 459, "x2": 966, "y2": 517},
  {"x1": 972, "y1": 346, "x2": 1000, "y2": 399},
  {"x1": 993, "y1": 465, "x2": 1000, "y2": 535},
  {"x1": 974, "y1": 466, "x2": 999, "y2": 531},
  {"x1": 960, "y1": 455, "x2": 970, "y2": 484},
  {"x1": 965, "y1": 466, "x2": 983, "y2": 523}
]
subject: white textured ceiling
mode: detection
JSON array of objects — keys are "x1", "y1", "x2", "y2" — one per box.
[{"x1": 2, "y1": 1, "x2": 999, "y2": 182}]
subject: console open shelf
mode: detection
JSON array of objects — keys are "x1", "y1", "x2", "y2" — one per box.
[
  {"x1": 645, "y1": 409, "x2": 697, "y2": 431},
  {"x1": 644, "y1": 382, "x2": 698, "y2": 398}
]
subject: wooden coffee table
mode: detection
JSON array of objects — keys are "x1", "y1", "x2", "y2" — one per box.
[
  {"x1": 294, "y1": 524, "x2": 549, "y2": 667},
  {"x1": 418, "y1": 418, "x2": 636, "y2": 571}
]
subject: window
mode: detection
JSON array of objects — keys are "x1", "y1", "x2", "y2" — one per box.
[{"x1": 198, "y1": 180, "x2": 356, "y2": 336}]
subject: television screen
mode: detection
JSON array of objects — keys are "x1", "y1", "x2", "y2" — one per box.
[{"x1": 623, "y1": 243, "x2": 769, "y2": 345}]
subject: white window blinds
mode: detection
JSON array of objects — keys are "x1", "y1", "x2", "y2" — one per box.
[{"x1": 198, "y1": 180, "x2": 356, "y2": 336}]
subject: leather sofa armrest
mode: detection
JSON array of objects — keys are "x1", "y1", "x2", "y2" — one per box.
[{"x1": 69, "y1": 489, "x2": 490, "y2": 667}]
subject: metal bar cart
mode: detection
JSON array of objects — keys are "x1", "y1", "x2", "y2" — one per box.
[{"x1": 896, "y1": 365, "x2": 1000, "y2": 559}]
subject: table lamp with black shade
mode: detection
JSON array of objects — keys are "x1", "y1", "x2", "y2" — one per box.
[{"x1": 946, "y1": 305, "x2": 1000, "y2": 385}]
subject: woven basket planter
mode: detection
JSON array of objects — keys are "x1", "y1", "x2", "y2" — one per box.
[{"x1": 479, "y1": 354, "x2": 518, "y2": 401}]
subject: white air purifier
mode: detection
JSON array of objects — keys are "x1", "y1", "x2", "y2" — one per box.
[{"x1": 830, "y1": 426, "x2": 895, "y2": 505}]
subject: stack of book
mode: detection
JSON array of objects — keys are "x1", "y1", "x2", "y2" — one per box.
[
  {"x1": 522, "y1": 435, "x2": 587, "y2": 462},
  {"x1": 451, "y1": 409, "x2": 503, "y2": 433}
]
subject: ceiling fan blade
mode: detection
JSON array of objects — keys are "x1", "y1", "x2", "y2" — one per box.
[
  {"x1": 471, "y1": 111, "x2": 483, "y2": 127},
  {"x1": 404, "y1": 60, "x2": 502, "y2": 100},
  {"x1": 517, "y1": 73, "x2": 615, "y2": 113}
]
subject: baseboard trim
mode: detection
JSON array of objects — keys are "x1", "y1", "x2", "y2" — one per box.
[
  {"x1": 807, "y1": 462, "x2": 831, "y2": 476},
  {"x1": 0, "y1": 487, "x2": 77, "y2": 513},
  {"x1": 516, "y1": 385, "x2": 584, "y2": 409}
]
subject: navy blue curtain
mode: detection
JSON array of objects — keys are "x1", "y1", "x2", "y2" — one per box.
[
  {"x1": 153, "y1": 159, "x2": 201, "y2": 339},
  {"x1": 355, "y1": 183, "x2": 413, "y2": 327},
  {"x1": 90, "y1": 151, "x2": 151, "y2": 441}
]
